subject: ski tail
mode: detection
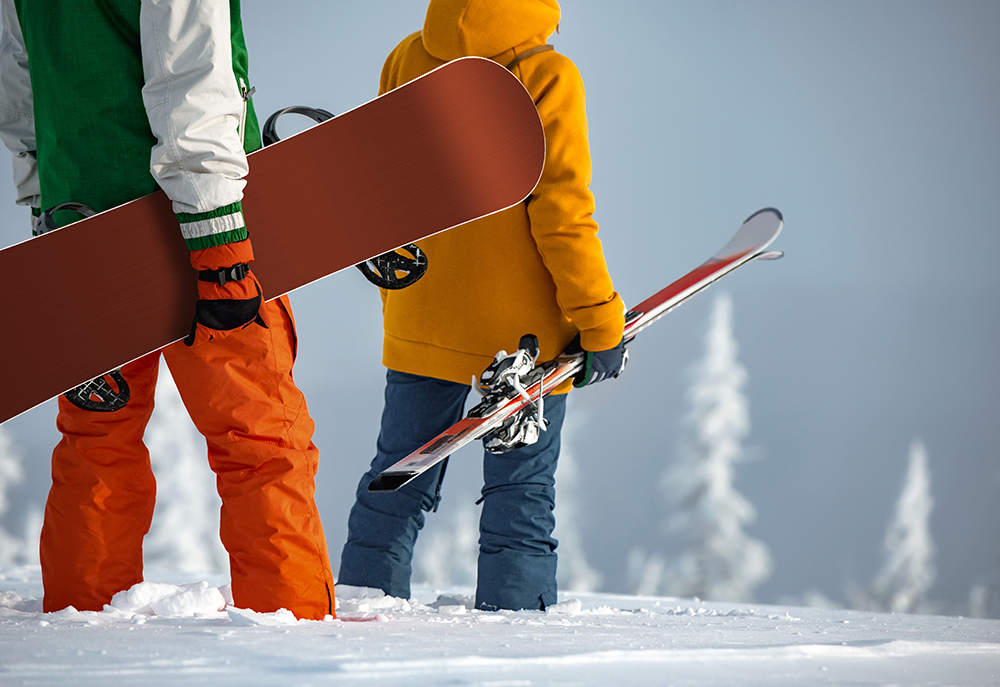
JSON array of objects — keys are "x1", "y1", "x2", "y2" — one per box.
[{"x1": 368, "y1": 472, "x2": 420, "y2": 493}]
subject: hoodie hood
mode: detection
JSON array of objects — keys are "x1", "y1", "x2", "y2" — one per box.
[{"x1": 422, "y1": 0, "x2": 561, "y2": 62}]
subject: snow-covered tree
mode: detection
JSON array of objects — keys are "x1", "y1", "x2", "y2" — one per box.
[
  {"x1": 966, "y1": 581, "x2": 1000, "y2": 620},
  {"x1": 144, "y1": 361, "x2": 227, "y2": 574},
  {"x1": 0, "y1": 425, "x2": 26, "y2": 563},
  {"x1": 553, "y1": 407, "x2": 601, "y2": 593},
  {"x1": 413, "y1": 502, "x2": 479, "y2": 589},
  {"x1": 627, "y1": 547, "x2": 667, "y2": 597},
  {"x1": 872, "y1": 439, "x2": 935, "y2": 613},
  {"x1": 631, "y1": 293, "x2": 771, "y2": 601},
  {"x1": 17, "y1": 505, "x2": 42, "y2": 566}
]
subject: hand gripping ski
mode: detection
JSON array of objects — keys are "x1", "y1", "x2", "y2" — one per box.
[{"x1": 368, "y1": 208, "x2": 785, "y2": 493}]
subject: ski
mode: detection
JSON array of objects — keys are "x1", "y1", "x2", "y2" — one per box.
[{"x1": 368, "y1": 207, "x2": 784, "y2": 493}]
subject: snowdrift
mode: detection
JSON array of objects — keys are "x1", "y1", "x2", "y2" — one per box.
[{"x1": 0, "y1": 565, "x2": 997, "y2": 686}]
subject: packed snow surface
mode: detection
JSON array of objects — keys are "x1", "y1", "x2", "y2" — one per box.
[{"x1": 0, "y1": 565, "x2": 997, "y2": 686}]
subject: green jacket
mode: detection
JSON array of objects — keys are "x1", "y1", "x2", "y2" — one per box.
[{"x1": 0, "y1": 0, "x2": 260, "y2": 249}]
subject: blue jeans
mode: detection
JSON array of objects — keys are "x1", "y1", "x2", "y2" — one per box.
[{"x1": 338, "y1": 369, "x2": 566, "y2": 610}]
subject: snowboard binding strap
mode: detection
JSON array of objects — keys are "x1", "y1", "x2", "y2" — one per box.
[
  {"x1": 64, "y1": 369, "x2": 130, "y2": 413},
  {"x1": 261, "y1": 106, "x2": 335, "y2": 147},
  {"x1": 355, "y1": 244, "x2": 428, "y2": 290},
  {"x1": 37, "y1": 202, "x2": 97, "y2": 236}
]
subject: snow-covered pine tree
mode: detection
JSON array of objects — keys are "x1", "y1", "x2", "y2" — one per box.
[
  {"x1": 18, "y1": 505, "x2": 42, "y2": 566},
  {"x1": 872, "y1": 439, "x2": 935, "y2": 613},
  {"x1": 553, "y1": 406, "x2": 601, "y2": 593},
  {"x1": 659, "y1": 292, "x2": 772, "y2": 601},
  {"x1": 0, "y1": 425, "x2": 25, "y2": 562},
  {"x1": 143, "y1": 360, "x2": 227, "y2": 574},
  {"x1": 627, "y1": 547, "x2": 667, "y2": 597}
]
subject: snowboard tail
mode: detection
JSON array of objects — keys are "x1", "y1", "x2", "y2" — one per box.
[
  {"x1": 368, "y1": 208, "x2": 785, "y2": 493},
  {"x1": 0, "y1": 57, "x2": 545, "y2": 424}
]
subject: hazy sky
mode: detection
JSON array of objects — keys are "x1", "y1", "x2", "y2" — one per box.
[{"x1": 1, "y1": 1, "x2": 998, "y2": 612}]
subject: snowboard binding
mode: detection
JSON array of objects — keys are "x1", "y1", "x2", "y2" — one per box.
[
  {"x1": 263, "y1": 105, "x2": 428, "y2": 290},
  {"x1": 64, "y1": 369, "x2": 130, "y2": 412},
  {"x1": 354, "y1": 244, "x2": 427, "y2": 290},
  {"x1": 37, "y1": 202, "x2": 97, "y2": 235},
  {"x1": 261, "y1": 106, "x2": 335, "y2": 146},
  {"x1": 474, "y1": 334, "x2": 549, "y2": 453}
]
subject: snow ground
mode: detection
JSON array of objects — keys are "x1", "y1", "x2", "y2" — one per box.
[{"x1": 0, "y1": 565, "x2": 997, "y2": 686}]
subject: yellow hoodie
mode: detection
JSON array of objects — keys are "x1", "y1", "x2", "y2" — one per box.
[{"x1": 380, "y1": 0, "x2": 625, "y2": 391}]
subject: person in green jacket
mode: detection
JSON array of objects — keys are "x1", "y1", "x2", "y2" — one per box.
[{"x1": 0, "y1": 0, "x2": 335, "y2": 619}]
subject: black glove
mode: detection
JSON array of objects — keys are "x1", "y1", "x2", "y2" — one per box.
[{"x1": 571, "y1": 337, "x2": 628, "y2": 388}]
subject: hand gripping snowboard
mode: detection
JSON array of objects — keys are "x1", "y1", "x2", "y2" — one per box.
[
  {"x1": 368, "y1": 208, "x2": 784, "y2": 493},
  {"x1": 0, "y1": 57, "x2": 544, "y2": 424}
]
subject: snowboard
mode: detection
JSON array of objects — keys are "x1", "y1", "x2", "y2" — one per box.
[
  {"x1": 0, "y1": 57, "x2": 545, "y2": 425},
  {"x1": 368, "y1": 208, "x2": 785, "y2": 493}
]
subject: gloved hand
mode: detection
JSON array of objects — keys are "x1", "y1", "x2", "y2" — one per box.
[
  {"x1": 184, "y1": 238, "x2": 266, "y2": 346},
  {"x1": 572, "y1": 337, "x2": 628, "y2": 388}
]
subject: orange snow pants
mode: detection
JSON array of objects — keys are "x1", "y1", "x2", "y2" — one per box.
[{"x1": 39, "y1": 296, "x2": 335, "y2": 620}]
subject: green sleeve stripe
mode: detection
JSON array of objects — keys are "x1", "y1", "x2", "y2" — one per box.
[
  {"x1": 176, "y1": 202, "x2": 246, "y2": 245},
  {"x1": 176, "y1": 201, "x2": 243, "y2": 224},
  {"x1": 184, "y1": 227, "x2": 249, "y2": 251}
]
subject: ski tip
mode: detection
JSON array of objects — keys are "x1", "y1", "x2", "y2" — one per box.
[
  {"x1": 368, "y1": 472, "x2": 420, "y2": 493},
  {"x1": 744, "y1": 207, "x2": 783, "y2": 224}
]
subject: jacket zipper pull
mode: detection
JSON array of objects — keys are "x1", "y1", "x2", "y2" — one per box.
[{"x1": 238, "y1": 78, "x2": 256, "y2": 144}]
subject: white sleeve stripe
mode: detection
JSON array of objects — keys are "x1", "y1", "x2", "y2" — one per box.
[{"x1": 178, "y1": 211, "x2": 246, "y2": 241}]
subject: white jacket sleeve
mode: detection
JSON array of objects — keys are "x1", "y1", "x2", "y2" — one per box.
[
  {"x1": 139, "y1": 0, "x2": 249, "y2": 245},
  {"x1": 0, "y1": 0, "x2": 40, "y2": 211}
]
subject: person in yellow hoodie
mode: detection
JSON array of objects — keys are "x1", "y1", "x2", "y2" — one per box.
[{"x1": 338, "y1": 0, "x2": 626, "y2": 611}]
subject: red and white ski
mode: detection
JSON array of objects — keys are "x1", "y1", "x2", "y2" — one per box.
[{"x1": 368, "y1": 208, "x2": 784, "y2": 493}]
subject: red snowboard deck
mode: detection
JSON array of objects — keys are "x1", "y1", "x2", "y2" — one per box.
[{"x1": 0, "y1": 57, "x2": 545, "y2": 424}]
